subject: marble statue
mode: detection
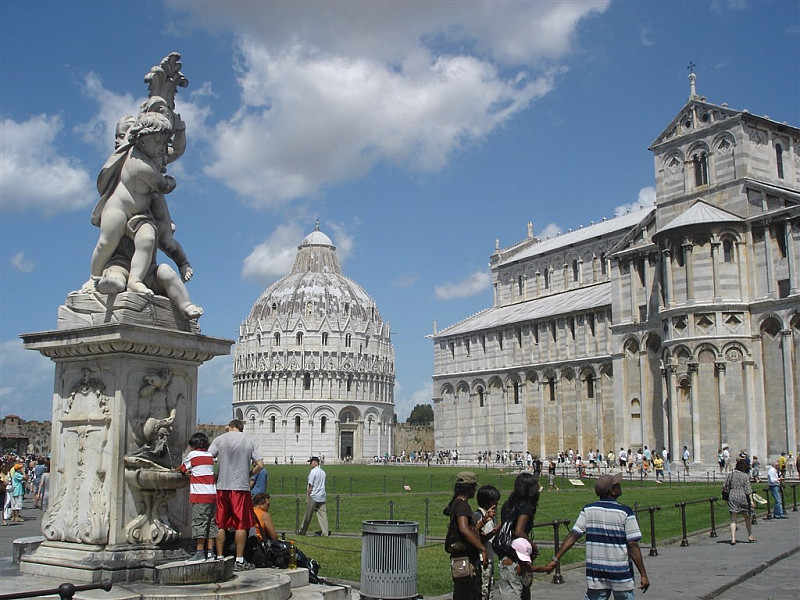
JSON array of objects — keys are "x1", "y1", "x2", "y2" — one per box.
[{"x1": 81, "y1": 52, "x2": 202, "y2": 320}]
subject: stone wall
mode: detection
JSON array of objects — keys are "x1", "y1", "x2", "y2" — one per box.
[
  {"x1": 393, "y1": 423, "x2": 434, "y2": 456},
  {"x1": 0, "y1": 415, "x2": 51, "y2": 455}
]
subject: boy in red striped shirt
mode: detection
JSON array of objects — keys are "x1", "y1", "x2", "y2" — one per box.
[{"x1": 179, "y1": 432, "x2": 218, "y2": 561}]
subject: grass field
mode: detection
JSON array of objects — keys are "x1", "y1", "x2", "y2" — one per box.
[{"x1": 260, "y1": 464, "x2": 759, "y2": 596}]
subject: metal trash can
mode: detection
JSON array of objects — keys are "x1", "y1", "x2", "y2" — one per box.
[{"x1": 361, "y1": 520, "x2": 418, "y2": 600}]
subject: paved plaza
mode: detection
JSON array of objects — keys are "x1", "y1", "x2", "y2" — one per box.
[{"x1": 2, "y1": 489, "x2": 799, "y2": 599}]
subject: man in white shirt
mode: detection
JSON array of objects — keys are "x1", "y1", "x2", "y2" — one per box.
[
  {"x1": 767, "y1": 462, "x2": 787, "y2": 518},
  {"x1": 682, "y1": 446, "x2": 690, "y2": 475},
  {"x1": 299, "y1": 456, "x2": 329, "y2": 535}
]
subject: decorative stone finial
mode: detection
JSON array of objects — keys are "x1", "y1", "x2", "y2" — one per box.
[
  {"x1": 687, "y1": 62, "x2": 697, "y2": 99},
  {"x1": 315, "y1": 219, "x2": 320, "y2": 231}
]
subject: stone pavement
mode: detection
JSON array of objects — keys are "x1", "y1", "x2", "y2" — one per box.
[{"x1": 526, "y1": 512, "x2": 799, "y2": 600}]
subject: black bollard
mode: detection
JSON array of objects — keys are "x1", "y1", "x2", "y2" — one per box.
[
  {"x1": 295, "y1": 497, "x2": 301, "y2": 532},
  {"x1": 389, "y1": 499, "x2": 394, "y2": 519},
  {"x1": 676, "y1": 502, "x2": 689, "y2": 546},
  {"x1": 424, "y1": 497, "x2": 430, "y2": 535},
  {"x1": 792, "y1": 483, "x2": 798, "y2": 511},
  {"x1": 335, "y1": 495, "x2": 340, "y2": 532},
  {"x1": 552, "y1": 520, "x2": 565, "y2": 584},
  {"x1": 763, "y1": 487, "x2": 773, "y2": 519},
  {"x1": 708, "y1": 497, "x2": 718, "y2": 538},
  {"x1": 648, "y1": 506, "x2": 661, "y2": 556}
]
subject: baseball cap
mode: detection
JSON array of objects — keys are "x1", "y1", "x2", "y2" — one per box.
[
  {"x1": 456, "y1": 471, "x2": 477, "y2": 484},
  {"x1": 595, "y1": 472, "x2": 623, "y2": 497},
  {"x1": 511, "y1": 538, "x2": 538, "y2": 563}
]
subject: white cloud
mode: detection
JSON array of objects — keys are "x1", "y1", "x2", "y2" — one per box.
[
  {"x1": 435, "y1": 270, "x2": 491, "y2": 300},
  {"x1": 170, "y1": 1, "x2": 609, "y2": 207},
  {"x1": 538, "y1": 223, "x2": 563, "y2": 240},
  {"x1": 241, "y1": 220, "x2": 355, "y2": 284},
  {"x1": 614, "y1": 186, "x2": 656, "y2": 217},
  {"x1": 0, "y1": 340, "x2": 54, "y2": 421},
  {"x1": 639, "y1": 26, "x2": 653, "y2": 47},
  {"x1": 392, "y1": 274, "x2": 419, "y2": 289},
  {"x1": 0, "y1": 115, "x2": 94, "y2": 216},
  {"x1": 9, "y1": 251, "x2": 35, "y2": 273}
]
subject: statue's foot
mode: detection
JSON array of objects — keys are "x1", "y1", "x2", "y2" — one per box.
[
  {"x1": 81, "y1": 277, "x2": 99, "y2": 293},
  {"x1": 182, "y1": 304, "x2": 204, "y2": 319},
  {"x1": 127, "y1": 281, "x2": 155, "y2": 296},
  {"x1": 97, "y1": 276, "x2": 126, "y2": 294}
]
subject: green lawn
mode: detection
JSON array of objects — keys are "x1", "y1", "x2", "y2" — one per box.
[{"x1": 261, "y1": 464, "x2": 746, "y2": 596}]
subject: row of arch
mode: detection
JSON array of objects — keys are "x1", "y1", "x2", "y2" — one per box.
[{"x1": 237, "y1": 404, "x2": 393, "y2": 432}]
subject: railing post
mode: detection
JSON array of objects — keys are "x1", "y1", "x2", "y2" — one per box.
[
  {"x1": 281, "y1": 476, "x2": 285, "y2": 494},
  {"x1": 335, "y1": 494, "x2": 340, "y2": 532},
  {"x1": 551, "y1": 519, "x2": 565, "y2": 584},
  {"x1": 424, "y1": 497, "x2": 430, "y2": 536},
  {"x1": 708, "y1": 497, "x2": 717, "y2": 538},
  {"x1": 675, "y1": 501, "x2": 689, "y2": 546},
  {"x1": 295, "y1": 497, "x2": 301, "y2": 532},
  {"x1": 648, "y1": 506, "x2": 660, "y2": 556},
  {"x1": 791, "y1": 483, "x2": 798, "y2": 511},
  {"x1": 350, "y1": 476, "x2": 353, "y2": 495},
  {"x1": 332, "y1": 475, "x2": 336, "y2": 494},
  {"x1": 763, "y1": 486, "x2": 773, "y2": 519},
  {"x1": 389, "y1": 499, "x2": 394, "y2": 519},
  {"x1": 383, "y1": 474, "x2": 386, "y2": 493}
]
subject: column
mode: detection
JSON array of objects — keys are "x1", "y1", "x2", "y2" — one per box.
[
  {"x1": 660, "y1": 365, "x2": 670, "y2": 456},
  {"x1": 556, "y1": 378, "x2": 564, "y2": 453},
  {"x1": 742, "y1": 360, "x2": 759, "y2": 456},
  {"x1": 711, "y1": 240, "x2": 721, "y2": 301},
  {"x1": 684, "y1": 241, "x2": 695, "y2": 303},
  {"x1": 628, "y1": 260, "x2": 637, "y2": 322},
  {"x1": 784, "y1": 219, "x2": 798, "y2": 294},
  {"x1": 662, "y1": 249, "x2": 673, "y2": 307},
  {"x1": 715, "y1": 361, "x2": 727, "y2": 449},
  {"x1": 538, "y1": 380, "x2": 547, "y2": 459},
  {"x1": 576, "y1": 377, "x2": 583, "y2": 453},
  {"x1": 638, "y1": 350, "x2": 648, "y2": 445},
  {"x1": 595, "y1": 369, "x2": 604, "y2": 453},
  {"x1": 667, "y1": 364, "x2": 679, "y2": 461},
  {"x1": 736, "y1": 239, "x2": 748, "y2": 302},
  {"x1": 688, "y1": 362, "x2": 701, "y2": 462},
  {"x1": 782, "y1": 330, "x2": 797, "y2": 453},
  {"x1": 763, "y1": 222, "x2": 775, "y2": 297}
]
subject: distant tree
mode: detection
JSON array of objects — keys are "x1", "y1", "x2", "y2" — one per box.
[{"x1": 407, "y1": 404, "x2": 434, "y2": 425}]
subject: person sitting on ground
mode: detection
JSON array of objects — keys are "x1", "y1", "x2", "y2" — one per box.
[{"x1": 252, "y1": 493, "x2": 278, "y2": 542}]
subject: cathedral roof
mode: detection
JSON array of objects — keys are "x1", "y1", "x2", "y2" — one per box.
[
  {"x1": 246, "y1": 226, "x2": 381, "y2": 324},
  {"x1": 436, "y1": 282, "x2": 610, "y2": 338},
  {"x1": 656, "y1": 200, "x2": 742, "y2": 237},
  {"x1": 495, "y1": 209, "x2": 653, "y2": 266}
]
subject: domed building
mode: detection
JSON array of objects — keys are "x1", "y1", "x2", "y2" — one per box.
[{"x1": 233, "y1": 224, "x2": 395, "y2": 463}]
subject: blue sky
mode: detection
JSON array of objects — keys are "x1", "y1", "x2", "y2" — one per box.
[{"x1": 1, "y1": 0, "x2": 798, "y2": 425}]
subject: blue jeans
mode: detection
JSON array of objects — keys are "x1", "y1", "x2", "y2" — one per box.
[
  {"x1": 584, "y1": 589, "x2": 636, "y2": 600},
  {"x1": 770, "y1": 485, "x2": 784, "y2": 517}
]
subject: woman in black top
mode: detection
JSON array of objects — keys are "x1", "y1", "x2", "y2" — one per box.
[
  {"x1": 497, "y1": 472, "x2": 540, "y2": 600},
  {"x1": 444, "y1": 471, "x2": 487, "y2": 600}
]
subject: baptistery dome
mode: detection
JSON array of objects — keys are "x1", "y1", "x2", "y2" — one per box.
[{"x1": 233, "y1": 224, "x2": 395, "y2": 463}]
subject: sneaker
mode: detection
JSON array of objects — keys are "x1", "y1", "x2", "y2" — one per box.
[
  {"x1": 233, "y1": 560, "x2": 255, "y2": 571},
  {"x1": 206, "y1": 553, "x2": 216, "y2": 561},
  {"x1": 186, "y1": 553, "x2": 205, "y2": 563}
]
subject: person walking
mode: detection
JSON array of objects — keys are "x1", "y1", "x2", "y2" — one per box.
[
  {"x1": 298, "y1": 456, "x2": 328, "y2": 536},
  {"x1": 682, "y1": 446, "x2": 690, "y2": 476},
  {"x1": 546, "y1": 472, "x2": 650, "y2": 599},
  {"x1": 726, "y1": 459, "x2": 756, "y2": 544},
  {"x1": 767, "y1": 461, "x2": 787, "y2": 518},
  {"x1": 209, "y1": 419, "x2": 264, "y2": 570}
]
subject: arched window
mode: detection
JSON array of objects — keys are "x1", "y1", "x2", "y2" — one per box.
[
  {"x1": 600, "y1": 252, "x2": 607, "y2": 276},
  {"x1": 368, "y1": 417, "x2": 373, "y2": 434},
  {"x1": 572, "y1": 259, "x2": 579, "y2": 282},
  {"x1": 270, "y1": 415, "x2": 276, "y2": 433},
  {"x1": 347, "y1": 375, "x2": 353, "y2": 392},
  {"x1": 365, "y1": 335, "x2": 370, "y2": 348},
  {"x1": 478, "y1": 388, "x2": 484, "y2": 407},
  {"x1": 294, "y1": 415, "x2": 301, "y2": 434},
  {"x1": 722, "y1": 239, "x2": 734, "y2": 263},
  {"x1": 320, "y1": 415, "x2": 327, "y2": 434},
  {"x1": 303, "y1": 372, "x2": 311, "y2": 390},
  {"x1": 544, "y1": 268, "x2": 550, "y2": 289},
  {"x1": 693, "y1": 152, "x2": 709, "y2": 186},
  {"x1": 513, "y1": 381, "x2": 520, "y2": 404},
  {"x1": 546, "y1": 377, "x2": 556, "y2": 402},
  {"x1": 345, "y1": 333, "x2": 352, "y2": 347},
  {"x1": 274, "y1": 332, "x2": 281, "y2": 346},
  {"x1": 296, "y1": 331, "x2": 303, "y2": 345},
  {"x1": 322, "y1": 332, "x2": 328, "y2": 345},
  {"x1": 776, "y1": 144, "x2": 785, "y2": 179},
  {"x1": 518, "y1": 275, "x2": 524, "y2": 296},
  {"x1": 306, "y1": 301, "x2": 313, "y2": 316},
  {"x1": 586, "y1": 374, "x2": 595, "y2": 399}
]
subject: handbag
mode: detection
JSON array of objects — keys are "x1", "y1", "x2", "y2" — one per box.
[
  {"x1": 721, "y1": 475, "x2": 731, "y2": 501},
  {"x1": 450, "y1": 556, "x2": 475, "y2": 579}
]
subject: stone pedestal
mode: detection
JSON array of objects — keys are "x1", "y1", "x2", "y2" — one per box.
[{"x1": 19, "y1": 291, "x2": 233, "y2": 583}]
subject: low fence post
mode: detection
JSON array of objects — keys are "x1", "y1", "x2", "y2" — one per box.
[
  {"x1": 424, "y1": 497, "x2": 430, "y2": 536},
  {"x1": 389, "y1": 499, "x2": 394, "y2": 519},
  {"x1": 295, "y1": 497, "x2": 301, "y2": 533},
  {"x1": 763, "y1": 487, "x2": 773, "y2": 519},
  {"x1": 551, "y1": 519, "x2": 569, "y2": 584},
  {"x1": 675, "y1": 501, "x2": 689, "y2": 546},
  {"x1": 708, "y1": 497, "x2": 718, "y2": 538},
  {"x1": 648, "y1": 506, "x2": 661, "y2": 556},
  {"x1": 335, "y1": 495, "x2": 340, "y2": 532},
  {"x1": 791, "y1": 483, "x2": 798, "y2": 511}
]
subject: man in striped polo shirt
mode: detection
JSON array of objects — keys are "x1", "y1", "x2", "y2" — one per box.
[
  {"x1": 547, "y1": 472, "x2": 651, "y2": 599},
  {"x1": 179, "y1": 431, "x2": 218, "y2": 561}
]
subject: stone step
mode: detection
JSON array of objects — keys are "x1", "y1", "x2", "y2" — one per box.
[{"x1": 290, "y1": 582, "x2": 350, "y2": 600}]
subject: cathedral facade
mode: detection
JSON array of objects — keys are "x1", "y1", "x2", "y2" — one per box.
[
  {"x1": 432, "y1": 76, "x2": 800, "y2": 466},
  {"x1": 233, "y1": 226, "x2": 395, "y2": 463}
]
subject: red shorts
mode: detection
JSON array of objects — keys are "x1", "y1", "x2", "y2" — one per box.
[{"x1": 216, "y1": 490, "x2": 255, "y2": 530}]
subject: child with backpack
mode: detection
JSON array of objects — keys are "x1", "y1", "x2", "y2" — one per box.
[{"x1": 473, "y1": 486, "x2": 500, "y2": 600}]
